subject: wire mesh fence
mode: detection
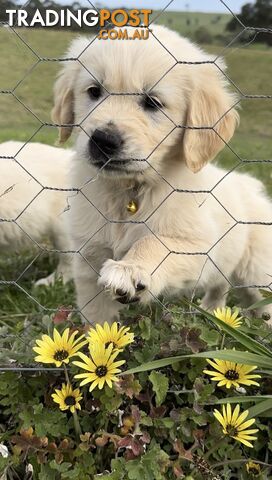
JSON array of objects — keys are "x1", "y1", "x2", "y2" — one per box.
[{"x1": 0, "y1": 0, "x2": 271, "y2": 373}]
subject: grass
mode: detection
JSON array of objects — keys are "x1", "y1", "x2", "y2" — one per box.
[
  {"x1": 0, "y1": 15, "x2": 271, "y2": 328},
  {"x1": 0, "y1": 249, "x2": 75, "y2": 323}
]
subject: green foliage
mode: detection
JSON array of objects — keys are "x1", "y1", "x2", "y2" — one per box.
[
  {"x1": 149, "y1": 371, "x2": 169, "y2": 406},
  {"x1": 1, "y1": 299, "x2": 272, "y2": 479},
  {"x1": 19, "y1": 404, "x2": 69, "y2": 437},
  {"x1": 96, "y1": 443, "x2": 170, "y2": 480}
]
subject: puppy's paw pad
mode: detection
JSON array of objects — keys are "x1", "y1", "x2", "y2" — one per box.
[
  {"x1": 135, "y1": 282, "x2": 146, "y2": 292},
  {"x1": 116, "y1": 295, "x2": 140, "y2": 305},
  {"x1": 98, "y1": 259, "x2": 150, "y2": 302},
  {"x1": 116, "y1": 288, "x2": 127, "y2": 297}
]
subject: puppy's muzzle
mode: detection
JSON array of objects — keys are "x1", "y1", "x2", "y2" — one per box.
[{"x1": 89, "y1": 129, "x2": 123, "y2": 166}]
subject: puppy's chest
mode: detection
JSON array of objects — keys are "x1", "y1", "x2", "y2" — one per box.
[
  {"x1": 85, "y1": 180, "x2": 171, "y2": 255},
  {"x1": 98, "y1": 185, "x2": 157, "y2": 254},
  {"x1": 106, "y1": 188, "x2": 147, "y2": 253}
]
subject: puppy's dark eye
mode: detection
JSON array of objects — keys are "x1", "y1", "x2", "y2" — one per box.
[
  {"x1": 87, "y1": 85, "x2": 102, "y2": 100},
  {"x1": 143, "y1": 95, "x2": 163, "y2": 111}
]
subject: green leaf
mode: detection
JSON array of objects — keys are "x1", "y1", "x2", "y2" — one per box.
[
  {"x1": 200, "y1": 326, "x2": 219, "y2": 346},
  {"x1": 246, "y1": 296, "x2": 272, "y2": 311},
  {"x1": 139, "y1": 316, "x2": 152, "y2": 340},
  {"x1": 257, "y1": 369, "x2": 272, "y2": 375},
  {"x1": 50, "y1": 460, "x2": 72, "y2": 473},
  {"x1": 203, "y1": 395, "x2": 272, "y2": 404},
  {"x1": 39, "y1": 464, "x2": 57, "y2": 480},
  {"x1": 123, "y1": 349, "x2": 272, "y2": 375},
  {"x1": 258, "y1": 409, "x2": 272, "y2": 417},
  {"x1": 259, "y1": 289, "x2": 272, "y2": 299},
  {"x1": 247, "y1": 398, "x2": 272, "y2": 419},
  {"x1": 96, "y1": 458, "x2": 126, "y2": 480},
  {"x1": 149, "y1": 371, "x2": 169, "y2": 406},
  {"x1": 0, "y1": 456, "x2": 10, "y2": 472},
  {"x1": 185, "y1": 300, "x2": 272, "y2": 358},
  {"x1": 202, "y1": 350, "x2": 272, "y2": 367}
]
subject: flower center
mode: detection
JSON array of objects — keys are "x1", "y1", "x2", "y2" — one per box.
[
  {"x1": 249, "y1": 466, "x2": 260, "y2": 476},
  {"x1": 65, "y1": 395, "x2": 76, "y2": 406},
  {"x1": 53, "y1": 349, "x2": 69, "y2": 362},
  {"x1": 225, "y1": 369, "x2": 239, "y2": 380},
  {"x1": 105, "y1": 341, "x2": 117, "y2": 349},
  {"x1": 96, "y1": 365, "x2": 108, "y2": 377},
  {"x1": 226, "y1": 425, "x2": 238, "y2": 437}
]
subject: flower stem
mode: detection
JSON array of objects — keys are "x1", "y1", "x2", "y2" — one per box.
[
  {"x1": 63, "y1": 364, "x2": 70, "y2": 384},
  {"x1": 63, "y1": 364, "x2": 82, "y2": 439},
  {"x1": 212, "y1": 458, "x2": 272, "y2": 468},
  {"x1": 220, "y1": 334, "x2": 225, "y2": 350},
  {"x1": 73, "y1": 410, "x2": 82, "y2": 439}
]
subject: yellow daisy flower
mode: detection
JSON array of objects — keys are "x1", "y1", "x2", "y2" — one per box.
[
  {"x1": 87, "y1": 321, "x2": 134, "y2": 351},
  {"x1": 33, "y1": 328, "x2": 88, "y2": 367},
  {"x1": 214, "y1": 307, "x2": 243, "y2": 328},
  {"x1": 52, "y1": 383, "x2": 82, "y2": 413},
  {"x1": 213, "y1": 404, "x2": 258, "y2": 448},
  {"x1": 246, "y1": 461, "x2": 261, "y2": 476},
  {"x1": 204, "y1": 359, "x2": 261, "y2": 389},
  {"x1": 73, "y1": 343, "x2": 125, "y2": 392}
]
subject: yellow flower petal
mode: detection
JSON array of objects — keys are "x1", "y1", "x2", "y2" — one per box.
[
  {"x1": 237, "y1": 418, "x2": 256, "y2": 431},
  {"x1": 213, "y1": 409, "x2": 226, "y2": 427},
  {"x1": 226, "y1": 404, "x2": 232, "y2": 424},
  {"x1": 233, "y1": 437, "x2": 253, "y2": 448},
  {"x1": 89, "y1": 379, "x2": 100, "y2": 392},
  {"x1": 234, "y1": 409, "x2": 249, "y2": 427}
]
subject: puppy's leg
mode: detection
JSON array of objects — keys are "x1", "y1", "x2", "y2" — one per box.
[
  {"x1": 200, "y1": 283, "x2": 229, "y2": 311},
  {"x1": 74, "y1": 248, "x2": 121, "y2": 325},
  {"x1": 236, "y1": 227, "x2": 272, "y2": 324},
  {"x1": 35, "y1": 218, "x2": 72, "y2": 287},
  {"x1": 99, "y1": 235, "x2": 213, "y2": 304},
  {"x1": 52, "y1": 218, "x2": 73, "y2": 284}
]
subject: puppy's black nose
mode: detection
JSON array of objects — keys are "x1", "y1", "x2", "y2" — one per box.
[{"x1": 89, "y1": 129, "x2": 122, "y2": 162}]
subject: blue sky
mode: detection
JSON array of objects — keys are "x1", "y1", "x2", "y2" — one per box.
[{"x1": 54, "y1": 1, "x2": 245, "y2": 14}]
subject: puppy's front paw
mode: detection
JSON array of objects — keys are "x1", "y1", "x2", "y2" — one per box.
[
  {"x1": 98, "y1": 260, "x2": 151, "y2": 304},
  {"x1": 35, "y1": 272, "x2": 56, "y2": 287}
]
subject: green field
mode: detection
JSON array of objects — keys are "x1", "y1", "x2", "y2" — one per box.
[
  {"x1": 1, "y1": 19, "x2": 271, "y2": 183},
  {"x1": 153, "y1": 10, "x2": 231, "y2": 36},
  {"x1": 0, "y1": 13, "x2": 272, "y2": 323}
]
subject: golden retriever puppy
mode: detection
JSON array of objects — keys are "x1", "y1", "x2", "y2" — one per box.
[
  {"x1": 52, "y1": 26, "x2": 272, "y2": 324},
  {"x1": 0, "y1": 141, "x2": 73, "y2": 285}
]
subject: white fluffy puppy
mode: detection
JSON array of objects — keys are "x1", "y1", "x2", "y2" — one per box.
[
  {"x1": 0, "y1": 141, "x2": 73, "y2": 285},
  {"x1": 52, "y1": 26, "x2": 272, "y2": 324}
]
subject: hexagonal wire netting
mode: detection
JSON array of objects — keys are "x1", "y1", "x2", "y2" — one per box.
[{"x1": 0, "y1": 0, "x2": 271, "y2": 373}]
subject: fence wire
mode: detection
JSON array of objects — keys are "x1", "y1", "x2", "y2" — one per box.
[{"x1": 0, "y1": 0, "x2": 271, "y2": 371}]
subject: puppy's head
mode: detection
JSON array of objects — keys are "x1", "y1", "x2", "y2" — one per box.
[{"x1": 52, "y1": 26, "x2": 238, "y2": 178}]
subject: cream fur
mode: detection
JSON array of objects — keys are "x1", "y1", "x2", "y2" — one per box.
[
  {"x1": 53, "y1": 26, "x2": 272, "y2": 324},
  {"x1": 0, "y1": 141, "x2": 73, "y2": 285}
]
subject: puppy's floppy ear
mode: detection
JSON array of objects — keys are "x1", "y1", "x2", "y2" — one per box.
[
  {"x1": 182, "y1": 64, "x2": 239, "y2": 173},
  {"x1": 51, "y1": 37, "x2": 90, "y2": 143},
  {"x1": 52, "y1": 69, "x2": 74, "y2": 144}
]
